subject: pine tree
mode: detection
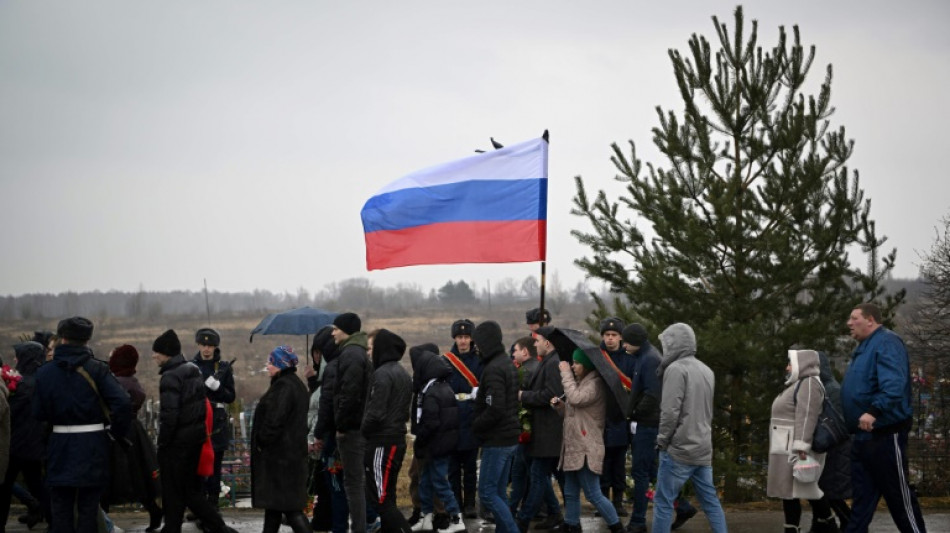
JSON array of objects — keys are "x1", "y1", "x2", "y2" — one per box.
[{"x1": 571, "y1": 6, "x2": 903, "y2": 501}]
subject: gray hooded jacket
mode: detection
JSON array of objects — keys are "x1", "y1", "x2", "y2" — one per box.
[{"x1": 656, "y1": 323, "x2": 715, "y2": 466}]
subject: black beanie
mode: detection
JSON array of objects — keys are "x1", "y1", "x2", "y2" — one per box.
[
  {"x1": 195, "y1": 327, "x2": 220, "y2": 347},
  {"x1": 622, "y1": 323, "x2": 649, "y2": 347},
  {"x1": 152, "y1": 329, "x2": 182, "y2": 357},
  {"x1": 600, "y1": 317, "x2": 625, "y2": 335},
  {"x1": 451, "y1": 319, "x2": 474, "y2": 338},
  {"x1": 57, "y1": 317, "x2": 94, "y2": 342},
  {"x1": 333, "y1": 312, "x2": 361, "y2": 335}
]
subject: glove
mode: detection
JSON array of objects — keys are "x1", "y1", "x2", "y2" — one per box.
[{"x1": 205, "y1": 375, "x2": 222, "y2": 391}]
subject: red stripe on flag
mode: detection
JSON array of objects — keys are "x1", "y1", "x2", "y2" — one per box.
[{"x1": 365, "y1": 220, "x2": 546, "y2": 270}]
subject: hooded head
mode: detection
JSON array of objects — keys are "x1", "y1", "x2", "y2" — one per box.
[
  {"x1": 109, "y1": 344, "x2": 139, "y2": 377},
  {"x1": 785, "y1": 349, "x2": 820, "y2": 385},
  {"x1": 311, "y1": 325, "x2": 339, "y2": 362},
  {"x1": 370, "y1": 328, "x2": 406, "y2": 369},
  {"x1": 817, "y1": 351, "x2": 835, "y2": 385},
  {"x1": 410, "y1": 342, "x2": 443, "y2": 391},
  {"x1": 13, "y1": 341, "x2": 45, "y2": 375},
  {"x1": 657, "y1": 323, "x2": 696, "y2": 375},
  {"x1": 473, "y1": 320, "x2": 504, "y2": 360}
]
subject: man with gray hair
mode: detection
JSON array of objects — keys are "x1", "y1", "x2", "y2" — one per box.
[{"x1": 652, "y1": 323, "x2": 726, "y2": 533}]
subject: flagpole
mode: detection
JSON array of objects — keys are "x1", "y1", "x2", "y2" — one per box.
[{"x1": 539, "y1": 261, "x2": 547, "y2": 325}]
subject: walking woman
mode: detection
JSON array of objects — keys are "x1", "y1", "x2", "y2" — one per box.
[
  {"x1": 552, "y1": 349, "x2": 623, "y2": 533},
  {"x1": 252, "y1": 345, "x2": 312, "y2": 533},
  {"x1": 767, "y1": 349, "x2": 839, "y2": 533},
  {"x1": 105, "y1": 344, "x2": 163, "y2": 532}
]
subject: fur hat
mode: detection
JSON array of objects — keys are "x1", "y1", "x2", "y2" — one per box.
[
  {"x1": 333, "y1": 312, "x2": 361, "y2": 335},
  {"x1": 152, "y1": 329, "x2": 182, "y2": 357},
  {"x1": 195, "y1": 328, "x2": 220, "y2": 347},
  {"x1": 525, "y1": 307, "x2": 552, "y2": 325},
  {"x1": 600, "y1": 317, "x2": 624, "y2": 335},
  {"x1": 57, "y1": 317, "x2": 93, "y2": 342},
  {"x1": 622, "y1": 323, "x2": 649, "y2": 347},
  {"x1": 109, "y1": 344, "x2": 139, "y2": 377},
  {"x1": 451, "y1": 319, "x2": 475, "y2": 338},
  {"x1": 269, "y1": 345, "x2": 298, "y2": 370}
]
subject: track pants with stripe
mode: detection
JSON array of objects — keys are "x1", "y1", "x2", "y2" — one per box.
[
  {"x1": 845, "y1": 430, "x2": 926, "y2": 533},
  {"x1": 365, "y1": 442, "x2": 412, "y2": 533}
]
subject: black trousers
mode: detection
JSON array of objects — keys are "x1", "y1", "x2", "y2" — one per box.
[
  {"x1": 448, "y1": 448, "x2": 478, "y2": 505},
  {"x1": 600, "y1": 445, "x2": 628, "y2": 500},
  {"x1": 159, "y1": 444, "x2": 225, "y2": 533},
  {"x1": 0, "y1": 457, "x2": 50, "y2": 529},
  {"x1": 48, "y1": 486, "x2": 101, "y2": 533},
  {"x1": 365, "y1": 443, "x2": 411, "y2": 533},
  {"x1": 845, "y1": 431, "x2": 926, "y2": 533}
]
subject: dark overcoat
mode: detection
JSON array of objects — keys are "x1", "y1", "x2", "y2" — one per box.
[
  {"x1": 252, "y1": 367, "x2": 310, "y2": 511},
  {"x1": 520, "y1": 350, "x2": 564, "y2": 457}
]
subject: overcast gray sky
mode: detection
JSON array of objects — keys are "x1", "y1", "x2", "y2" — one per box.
[{"x1": 1, "y1": 1, "x2": 947, "y2": 297}]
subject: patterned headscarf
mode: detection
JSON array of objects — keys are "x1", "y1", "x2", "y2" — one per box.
[{"x1": 269, "y1": 345, "x2": 298, "y2": 370}]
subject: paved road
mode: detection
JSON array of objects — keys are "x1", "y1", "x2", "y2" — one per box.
[{"x1": 6, "y1": 507, "x2": 946, "y2": 533}]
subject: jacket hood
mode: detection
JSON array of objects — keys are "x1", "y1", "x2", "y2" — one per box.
[
  {"x1": 312, "y1": 326, "x2": 339, "y2": 362},
  {"x1": 786, "y1": 349, "x2": 820, "y2": 385},
  {"x1": 473, "y1": 321, "x2": 504, "y2": 361},
  {"x1": 372, "y1": 328, "x2": 406, "y2": 369},
  {"x1": 14, "y1": 341, "x2": 46, "y2": 375},
  {"x1": 410, "y1": 343, "x2": 442, "y2": 391},
  {"x1": 338, "y1": 331, "x2": 369, "y2": 351},
  {"x1": 657, "y1": 323, "x2": 696, "y2": 376},
  {"x1": 413, "y1": 349, "x2": 453, "y2": 387},
  {"x1": 52, "y1": 343, "x2": 94, "y2": 370}
]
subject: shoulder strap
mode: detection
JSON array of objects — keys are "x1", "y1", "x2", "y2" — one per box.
[
  {"x1": 443, "y1": 352, "x2": 479, "y2": 387},
  {"x1": 601, "y1": 349, "x2": 632, "y2": 391},
  {"x1": 792, "y1": 376, "x2": 823, "y2": 406},
  {"x1": 75, "y1": 365, "x2": 112, "y2": 424}
]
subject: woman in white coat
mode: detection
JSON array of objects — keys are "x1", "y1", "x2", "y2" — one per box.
[{"x1": 767, "y1": 349, "x2": 839, "y2": 533}]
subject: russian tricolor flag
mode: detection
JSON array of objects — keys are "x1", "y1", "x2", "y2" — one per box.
[{"x1": 361, "y1": 136, "x2": 548, "y2": 270}]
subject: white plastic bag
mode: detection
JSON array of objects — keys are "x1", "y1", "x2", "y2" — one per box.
[{"x1": 790, "y1": 455, "x2": 821, "y2": 483}]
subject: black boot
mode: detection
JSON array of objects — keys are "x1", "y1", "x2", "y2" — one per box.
[
  {"x1": 810, "y1": 515, "x2": 839, "y2": 533},
  {"x1": 612, "y1": 498, "x2": 628, "y2": 518},
  {"x1": 263, "y1": 511, "x2": 283, "y2": 533},
  {"x1": 516, "y1": 518, "x2": 530, "y2": 533},
  {"x1": 146, "y1": 502, "x2": 163, "y2": 532},
  {"x1": 408, "y1": 508, "x2": 422, "y2": 527},
  {"x1": 463, "y1": 490, "x2": 478, "y2": 519},
  {"x1": 535, "y1": 512, "x2": 563, "y2": 530},
  {"x1": 608, "y1": 523, "x2": 623, "y2": 533},
  {"x1": 287, "y1": 511, "x2": 313, "y2": 533}
]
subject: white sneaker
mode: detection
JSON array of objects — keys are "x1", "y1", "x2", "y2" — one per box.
[
  {"x1": 411, "y1": 513, "x2": 434, "y2": 532},
  {"x1": 439, "y1": 514, "x2": 466, "y2": 533}
]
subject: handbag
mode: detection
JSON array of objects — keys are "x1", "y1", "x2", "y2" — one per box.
[
  {"x1": 790, "y1": 454, "x2": 821, "y2": 483},
  {"x1": 794, "y1": 378, "x2": 849, "y2": 453}
]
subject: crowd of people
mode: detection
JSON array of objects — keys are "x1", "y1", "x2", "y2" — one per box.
[{"x1": 0, "y1": 302, "x2": 928, "y2": 533}]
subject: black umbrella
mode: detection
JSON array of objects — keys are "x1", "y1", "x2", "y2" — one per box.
[{"x1": 544, "y1": 327, "x2": 632, "y2": 418}]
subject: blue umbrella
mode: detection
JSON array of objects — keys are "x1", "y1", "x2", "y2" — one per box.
[{"x1": 249, "y1": 307, "x2": 339, "y2": 343}]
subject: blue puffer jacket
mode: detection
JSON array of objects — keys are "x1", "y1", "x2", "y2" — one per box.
[
  {"x1": 446, "y1": 344, "x2": 483, "y2": 450},
  {"x1": 841, "y1": 327, "x2": 913, "y2": 440},
  {"x1": 33, "y1": 344, "x2": 132, "y2": 487}
]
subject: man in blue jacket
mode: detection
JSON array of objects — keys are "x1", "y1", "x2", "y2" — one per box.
[
  {"x1": 33, "y1": 317, "x2": 131, "y2": 533},
  {"x1": 841, "y1": 303, "x2": 927, "y2": 533}
]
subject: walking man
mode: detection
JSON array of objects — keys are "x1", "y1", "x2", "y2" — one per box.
[
  {"x1": 841, "y1": 303, "x2": 926, "y2": 533},
  {"x1": 152, "y1": 329, "x2": 235, "y2": 533},
  {"x1": 33, "y1": 317, "x2": 131, "y2": 533},
  {"x1": 652, "y1": 323, "x2": 726, "y2": 533},
  {"x1": 331, "y1": 312, "x2": 373, "y2": 533}
]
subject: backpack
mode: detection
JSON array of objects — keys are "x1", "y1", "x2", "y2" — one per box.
[{"x1": 793, "y1": 377, "x2": 849, "y2": 453}]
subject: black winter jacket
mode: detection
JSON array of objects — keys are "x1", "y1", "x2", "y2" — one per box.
[
  {"x1": 11, "y1": 342, "x2": 47, "y2": 461},
  {"x1": 520, "y1": 350, "x2": 564, "y2": 457},
  {"x1": 157, "y1": 354, "x2": 207, "y2": 450},
  {"x1": 314, "y1": 357, "x2": 339, "y2": 440},
  {"x1": 362, "y1": 329, "x2": 412, "y2": 446},
  {"x1": 445, "y1": 344, "x2": 483, "y2": 450},
  {"x1": 332, "y1": 332, "x2": 372, "y2": 433},
  {"x1": 410, "y1": 348, "x2": 459, "y2": 458},
  {"x1": 252, "y1": 367, "x2": 310, "y2": 511},
  {"x1": 471, "y1": 322, "x2": 519, "y2": 447},
  {"x1": 628, "y1": 341, "x2": 662, "y2": 427}
]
